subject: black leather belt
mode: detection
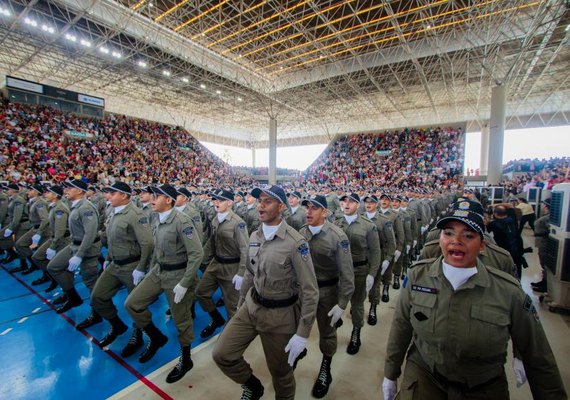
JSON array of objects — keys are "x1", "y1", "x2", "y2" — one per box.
[
  {"x1": 353, "y1": 259, "x2": 368, "y2": 267},
  {"x1": 159, "y1": 261, "x2": 187, "y2": 271},
  {"x1": 215, "y1": 255, "x2": 240, "y2": 264},
  {"x1": 318, "y1": 277, "x2": 339, "y2": 288},
  {"x1": 112, "y1": 256, "x2": 141, "y2": 266},
  {"x1": 72, "y1": 238, "x2": 100, "y2": 245},
  {"x1": 252, "y1": 288, "x2": 298, "y2": 308}
]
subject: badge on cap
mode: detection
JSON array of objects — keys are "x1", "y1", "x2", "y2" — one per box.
[{"x1": 458, "y1": 201, "x2": 470, "y2": 210}]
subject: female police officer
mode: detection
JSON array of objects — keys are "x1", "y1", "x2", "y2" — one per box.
[{"x1": 382, "y1": 199, "x2": 566, "y2": 400}]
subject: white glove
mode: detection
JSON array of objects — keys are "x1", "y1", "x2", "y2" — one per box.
[
  {"x1": 382, "y1": 377, "x2": 397, "y2": 400},
  {"x1": 46, "y1": 248, "x2": 56, "y2": 260},
  {"x1": 67, "y1": 256, "x2": 82, "y2": 272},
  {"x1": 232, "y1": 274, "x2": 243, "y2": 291},
  {"x1": 327, "y1": 304, "x2": 344, "y2": 327},
  {"x1": 366, "y1": 274, "x2": 375, "y2": 293},
  {"x1": 284, "y1": 334, "x2": 308, "y2": 367},
  {"x1": 132, "y1": 269, "x2": 145, "y2": 286},
  {"x1": 405, "y1": 244, "x2": 411, "y2": 254},
  {"x1": 420, "y1": 226, "x2": 427, "y2": 234},
  {"x1": 32, "y1": 234, "x2": 41, "y2": 245},
  {"x1": 394, "y1": 250, "x2": 402, "y2": 262},
  {"x1": 381, "y1": 260, "x2": 390, "y2": 275},
  {"x1": 513, "y1": 358, "x2": 527, "y2": 388},
  {"x1": 413, "y1": 240, "x2": 417, "y2": 248},
  {"x1": 430, "y1": 218, "x2": 434, "y2": 224},
  {"x1": 173, "y1": 283, "x2": 188, "y2": 304},
  {"x1": 103, "y1": 261, "x2": 110, "y2": 270},
  {"x1": 3, "y1": 229, "x2": 13, "y2": 237}
]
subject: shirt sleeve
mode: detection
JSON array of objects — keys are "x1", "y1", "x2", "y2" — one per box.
[{"x1": 292, "y1": 239, "x2": 319, "y2": 338}]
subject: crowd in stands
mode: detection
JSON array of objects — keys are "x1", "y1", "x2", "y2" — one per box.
[
  {"x1": 0, "y1": 102, "x2": 255, "y2": 187},
  {"x1": 302, "y1": 127, "x2": 465, "y2": 190},
  {"x1": 500, "y1": 157, "x2": 570, "y2": 195},
  {"x1": 233, "y1": 166, "x2": 301, "y2": 177}
]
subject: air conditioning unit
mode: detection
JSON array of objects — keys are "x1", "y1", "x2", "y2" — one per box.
[
  {"x1": 488, "y1": 186, "x2": 504, "y2": 205},
  {"x1": 544, "y1": 183, "x2": 570, "y2": 311}
]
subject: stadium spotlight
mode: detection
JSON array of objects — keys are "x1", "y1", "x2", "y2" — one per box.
[
  {"x1": 99, "y1": 46, "x2": 109, "y2": 54},
  {"x1": 137, "y1": 60, "x2": 147, "y2": 68},
  {"x1": 112, "y1": 51, "x2": 122, "y2": 58},
  {"x1": 181, "y1": 77, "x2": 189, "y2": 83},
  {"x1": 162, "y1": 70, "x2": 171, "y2": 76},
  {"x1": 0, "y1": 6, "x2": 11, "y2": 16},
  {"x1": 65, "y1": 33, "x2": 77, "y2": 42},
  {"x1": 200, "y1": 83, "x2": 206, "y2": 89},
  {"x1": 41, "y1": 24, "x2": 55, "y2": 34},
  {"x1": 80, "y1": 39, "x2": 92, "y2": 47},
  {"x1": 24, "y1": 17, "x2": 38, "y2": 27}
]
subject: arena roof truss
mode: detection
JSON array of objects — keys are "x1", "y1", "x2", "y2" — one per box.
[{"x1": 0, "y1": 0, "x2": 568, "y2": 148}]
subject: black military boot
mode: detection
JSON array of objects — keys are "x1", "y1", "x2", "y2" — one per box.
[
  {"x1": 367, "y1": 304, "x2": 377, "y2": 326},
  {"x1": 99, "y1": 316, "x2": 128, "y2": 346},
  {"x1": 8, "y1": 258, "x2": 27, "y2": 273},
  {"x1": 312, "y1": 355, "x2": 333, "y2": 398},
  {"x1": 2, "y1": 248, "x2": 18, "y2": 265},
  {"x1": 392, "y1": 275, "x2": 400, "y2": 290},
  {"x1": 241, "y1": 374, "x2": 264, "y2": 400},
  {"x1": 120, "y1": 327, "x2": 144, "y2": 357},
  {"x1": 53, "y1": 293, "x2": 67, "y2": 305},
  {"x1": 139, "y1": 322, "x2": 168, "y2": 363},
  {"x1": 45, "y1": 274, "x2": 58, "y2": 293},
  {"x1": 76, "y1": 309, "x2": 103, "y2": 330},
  {"x1": 346, "y1": 327, "x2": 361, "y2": 355},
  {"x1": 21, "y1": 257, "x2": 38, "y2": 275},
  {"x1": 200, "y1": 309, "x2": 225, "y2": 338},
  {"x1": 166, "y1": 346, "x2": 193, "y2": 383},
  {"x1": 32, "y1": 272, "x2": 51, "y2": 285},
  {"x1": 381, "y1": 284, "x2": 390, "y2": 303},
  {"x1": 56, "y1": 288, "x2": 83, "y2": 313}
]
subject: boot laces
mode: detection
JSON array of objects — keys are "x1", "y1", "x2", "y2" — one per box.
[
  {"x1": 240, "y1": 385, "x2": 254, "y2": 400},
  {"x1": 317, "y1": 360, "x2": 330, "y2": 384},
  {"x1": 127, "y1": 331, "x2": 140, "y2": 346},
  {"x1": 350, "y1": 329, "x2": 359, "y2": 343}
]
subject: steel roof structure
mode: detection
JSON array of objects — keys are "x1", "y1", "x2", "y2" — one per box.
[{"x1": 0, "y1": 0, "x2": 569, "y2": 148}]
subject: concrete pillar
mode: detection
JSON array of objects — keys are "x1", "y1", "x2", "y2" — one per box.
[
  {"x1": 269, "y1": 117, "x2": 277, "y2": 184},
  {"x1": 487, "y1": 85, "x2": 506, "y2": 185},
  {"x1": 251, "y1": 146, "x2": 256, "y2": 168},
  {"x1": 479, "y1": 125, "x2": 490, "y2": 176}
]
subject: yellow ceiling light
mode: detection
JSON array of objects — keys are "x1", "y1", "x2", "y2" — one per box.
[
  {"x1": 268, "y1": 1, "x2": 538, "y2": 75},
  {"x1": 190, "y1": 1, "x2": 267, "y2": 39},
  {"x1": 131, "y1": 0, "x2": 146, "y2": 12},
  {"x1": 223, "y1": 0, "x2": 356, "y2": 55},
  {"x1": 155, "y1": 0, "x2": 191, "y2": 22},
  {"x1": 207, "y1": 0, "x2": 312, "y2": 48},
  {"x1": 174, "y1": 0, "x2": 230, "y2": 32}
]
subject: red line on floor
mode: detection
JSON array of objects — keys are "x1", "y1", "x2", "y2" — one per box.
[{"x1": 1, "y1": 265, "x2": 174, "y2": 400}]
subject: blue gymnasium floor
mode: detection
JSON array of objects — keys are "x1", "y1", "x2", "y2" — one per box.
[{"x1": 0, "y1": 255, "x2": 225, "y2": 400}]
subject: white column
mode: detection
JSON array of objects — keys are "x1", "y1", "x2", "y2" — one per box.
[
  {"x1": 487, "y1": 85, "x2": 506, "y2": 185},
  {"x1": 251, "y1": 146, "x2": 256, "y2": 168},
  {"x1": 269, "y1": 117, "x2": 277, "y2": 184},
  {"x1": 479, "y1": 125, "x2": 490, "y2": 176}
]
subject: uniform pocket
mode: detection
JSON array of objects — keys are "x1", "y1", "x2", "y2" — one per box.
[
  {"x1": 410, "y1": 293, "x2": 436, "y2": 333},
  {"x1": 468, "y1": 305, "x2": 510, "y2": 356}
]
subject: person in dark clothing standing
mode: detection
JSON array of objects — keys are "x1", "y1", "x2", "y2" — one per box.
[{"x1": 487, "y1": 205, "x2": 524, "y2": 279}]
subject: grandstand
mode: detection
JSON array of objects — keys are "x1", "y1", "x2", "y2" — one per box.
[{"x1": 0, "y1": 1, "x2": 569, "y2": 400}]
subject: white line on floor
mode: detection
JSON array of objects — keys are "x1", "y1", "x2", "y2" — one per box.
[
  {"x1": 1, "y1": 328, "x2": 13, "y2": 335},
  {"x1": 18, "y1": 317, "x2": 28, "y2": 324}
]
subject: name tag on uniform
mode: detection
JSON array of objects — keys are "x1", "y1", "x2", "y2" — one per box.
[
  {"x1": 249, "y1": 242, "x2": 261, "y2": 247},
  {"x1": 411, "y1": 285, "x2": 438, "y2": 294}
]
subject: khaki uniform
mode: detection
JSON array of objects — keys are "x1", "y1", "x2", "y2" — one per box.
[
  {"x1": 32, "y1": 201, "x2": 71, "y2": 271},
  {"x1": 300, "y1": 221, "x2": 354, "y2": 357},
  {"x1": 197, "y1": 211, "x2": 249, "y2": 320},
  {"x1": 379, "y1": 209, "x2": 405, "y2": 283},
  {"x1": 233, "y1": 201, "x2": 247, "y2": 220},
  {"x1": 178, "y1": 203, "x2": 204, "y2": 244},
  {"x1": 91, "y1": 202, "x2": 154, "y2": 320},
  {"x1": 0, "y1": 192, "x2": 8, "y2": 227},
  {"x1": 15, "y1": 197, "x2": 49, "y2": 259},
  {"x1": 401, "y1": 207, "x2": 418, "y2": 270},
  {"x1": 367, "y1": 211, "x2": 396, "y2": 304},
  {"x1": 244, "y1": 204, "x2": 260, "y2": 234},
  {"x1": 0, "y1": 195, "x2": 30, "y2": 251},
  {"x1": 125, "y1": 208, "x2": 203, "y2": 346},
  {"x1": 334, "y1": 215, "x2": 381, "y2": 327},
  {"x1": 47, "y1": 198, "x2": 101, "y2": 291},
  {"x1": 285, "y1": 206, "x2": 306, "y2": 232},
  {"x1": 325, "y1": 193, "x2": 342, "y2": 221},
  {"x1": 213, "y1": 221, "x2": 318, "y2": 400},
  {"x1": 534, "y1": 213, "x2": 550, "y2": 267},
  {"x1": 385, "y1": 257, "x2": 566, "y2": 399}
]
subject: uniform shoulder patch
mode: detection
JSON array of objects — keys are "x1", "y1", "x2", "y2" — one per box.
[
  {"x1": 138, "y1": 217, "x2": 148, "y2": 225},
  {"x1": 37, "y1": 204, "x2": 45, "y2": 208},
  {"x1": 192, "y1": 215, "x2": 201, "y2": 222},
  {"x1": 84, "y1": 210, "x2": 95, "y2": 220},
  {"x1": 340, "y1": 239, "x2": 350, "y2": 254},
  {"x1": 297, "y1": 242, "x2": 310, "y2": 261},
  {"x1": 238, "y1": 222, "x2": 246, "y2": 231},
  {"x1": 182, "y1": 226, "x2": 194, "y2": 239},
  {"x1": 385, "y1": 221, "x2": 393, "y2": 228},
  {"x1": 55, "y1": 210, "x2": 64, "y2": 218}
]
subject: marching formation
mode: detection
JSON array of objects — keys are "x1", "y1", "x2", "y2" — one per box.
[{"x1": 0, "y1": 181, "x2": 566, "y2": 399}]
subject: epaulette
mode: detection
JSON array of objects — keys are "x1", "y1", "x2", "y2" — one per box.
[
  {"x1": 485, "y1": 242, "x2": 512, "y2": 258},
  {"x1": 485, "y1": 266, "x2": 520, "y2": 287},
  {"x1": 409, "y1": 258, "x2": 437, "y2": 270}
]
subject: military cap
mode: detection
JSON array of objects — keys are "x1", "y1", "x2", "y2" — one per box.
[
  {"x1": 211, "y1": 189, "x2": 234, "y2": 201},
  {"x1": 47, "y1": 185, "x2": 64, "y2": 197},
  {"x1": 436, "y1": 199, "x2": 485, "y2": 237},
  {"x1": 339, "y1": 192, "x2": 360, "y2": 203},
  {"x1": 107, "y1": 181, "x2": 132, "y2": 195},
  {"x1": 66, "y1": 179, "x2": 88, "y2": 192},
  {"x1": 150, "y1": 184, "x2": 178, "y2": 201},
  {"x1": 287, "y1": 191, "x2": 302, "y2": 200},
  {"x1": 302, "y1": 194, "x2": 328, "y2": 209},
  {"x1": 363, "y1": 194, "x2": 378, "y2": 203},
  {"x1": 177, "y1": 187, "x2": 192, "y2": 198},
  {"x1": 251, "y1": 185, "x2": 287, "y2": 205}
]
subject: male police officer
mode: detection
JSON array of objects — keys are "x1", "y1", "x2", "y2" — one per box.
[
  {"x1": 286, "y1": 191, "x2": 306, "y2": 232},
  {"x1": 300, "y1": 194, "x2": 354, "y2": 398},
  {"x1": 1, "y1": 183, "x2": 30, "y2": 269},
  {"x1": 378, "y1": 193, "x2": 404, "y2": 302},
  {"x1": 197, "y1": 188, "x2": 249, "y2": 338},
  {"x1": 213, "y1": 185, "x2": 318, "y2": 400},
  {"x1": 124, "y1": 184, "x2": 203, "y2": 383},
  {"x1": 91, "y1": 182, "x2": 154, "y2": 349},
  {"x1": 244, "y1": 190, "x2": 260, "y2": 234}
]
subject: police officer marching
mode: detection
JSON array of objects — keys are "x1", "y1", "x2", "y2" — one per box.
[
  {"x1": 378, "y1": 193, "x2": 404, "y2": 302},
  {"x1": 0, "y1": 183, "x2": 30, "y2": 269},
  {"x1": 300, "y1": 194, "x2": 354, "y2": 398},
  {"x1": 286, "y1": 191, "x2": 306, "y2": 232}
]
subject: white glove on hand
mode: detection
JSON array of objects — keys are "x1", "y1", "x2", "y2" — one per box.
[
  {"x1": 46, "y1": 248, "x2": 56, "y2": 260},
  {"x1": 513, "y1": 358, "x2": 527, "y2": 388},
  {"x1": 382, "y1": 377, "x2": 397, "y2": 400},
  {"x1": 327, "y1": 304, "x2": 345, "y2": 327},
  {"x1": 173, "y1": 283, "x2": 188, "y2": 304},
  {"x1": 405, "y1": 244, "x2": 411, "y2": 254},
  {"x1": 284, "y1": 334, "x2": 308, "y2": 367},
  {"x1": 132, "y1": 269, "x2": 145, "y2": 286},
  {"x1": 413, "y1": 240, "x2": 417, "y2": 248},
  {"x1": 420, "y1": 226, "x2": 427, "y2": 234},
  {"x1": 32, "y1": 234, "x2": 41, "y2": 245},
  {"x1": 232, "y1": 274, "x2": 243, "y2": 291},
  {"x1": 67, "y1": 256, "x2": 82, "y2": 272},
  {"x1": 3, "y1": 229, "x2": 13, "y2": 238},
  {"x1": 366, "y1": 274, "x2": 375, "y2": 293},
  {"x1": 394, "y1": 250, "x2": 402, "y2": 262},
  {"x1": 103, "y1": 261, "x2": 110, "y2": 270},
  {"x1": 381, "y1": 260, "x2": 390, "y2": 275}
]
